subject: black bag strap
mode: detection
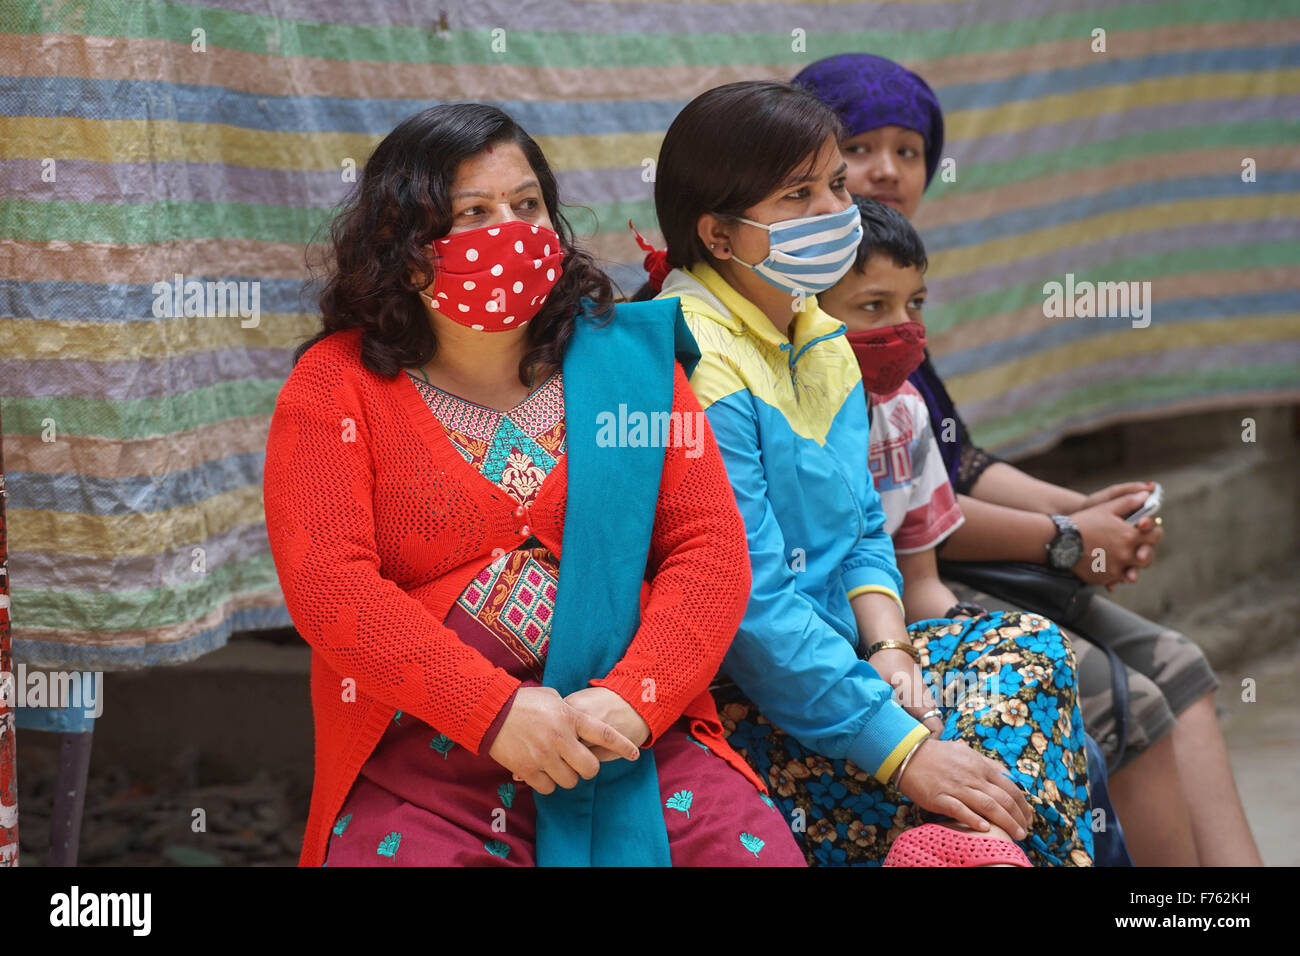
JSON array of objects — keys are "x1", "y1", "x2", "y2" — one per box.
[{"x1": 1094, "y1": 639, "x2": 1130, "y2": 774}]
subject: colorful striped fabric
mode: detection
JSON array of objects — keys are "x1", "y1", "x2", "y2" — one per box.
[{"x1": 2, "y1": 0, "x2": 1298, "y2": 668}]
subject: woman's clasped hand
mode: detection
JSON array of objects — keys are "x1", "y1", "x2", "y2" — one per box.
[{"x1": 487, "y1": 686, "x2": 644, "y2": 795}]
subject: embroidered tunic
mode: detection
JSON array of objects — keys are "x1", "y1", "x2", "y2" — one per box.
[{"x1": 417, "y1": 370, "x2": 566, "y2": 680}]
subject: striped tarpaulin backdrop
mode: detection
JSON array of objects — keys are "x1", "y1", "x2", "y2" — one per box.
[{"x1": 2, "y1": 0, "x2": 1298, "y2": 669}]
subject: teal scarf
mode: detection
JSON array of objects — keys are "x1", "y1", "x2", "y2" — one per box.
[{"x1": 536, "y1": 295, "x2": 701, "y2": 867}]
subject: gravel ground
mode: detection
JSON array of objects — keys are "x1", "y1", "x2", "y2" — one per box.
[{"x1": 16, "y1": 744, "x2": 307, "y2": 867}]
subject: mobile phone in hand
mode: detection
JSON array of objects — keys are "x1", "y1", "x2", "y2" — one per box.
[{"x1": 1125, "y1": 483, "x2": 1163, "y2": 525}]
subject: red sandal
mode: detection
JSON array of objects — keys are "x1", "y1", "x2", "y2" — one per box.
[{"x1": 882, "y1": 823, "x2": 1032, "y2": 867}]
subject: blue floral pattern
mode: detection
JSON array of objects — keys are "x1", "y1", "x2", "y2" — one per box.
[{"x1": 718, "y1": 610, "x2": 1094, "y2": 867}]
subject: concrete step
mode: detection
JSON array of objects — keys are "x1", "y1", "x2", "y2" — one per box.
[
  {"x1": 1101, "y1": 444, "x2": 1298, "y2": 624},
  {"x1": 1162, "y1": 551, "x2": 1300, "y2": 672},
  {"x1": 1018, "y1": 406, "x2": 1300, "y2": 625}
]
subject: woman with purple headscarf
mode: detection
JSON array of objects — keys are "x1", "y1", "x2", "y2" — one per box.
[{"x1": 794, "y1": 53, "x2": 1261, "y2": 867}]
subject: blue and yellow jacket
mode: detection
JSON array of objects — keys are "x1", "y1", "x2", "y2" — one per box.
[{"x1": 659, "y1": 261, "x2": 928, "y2": 782}]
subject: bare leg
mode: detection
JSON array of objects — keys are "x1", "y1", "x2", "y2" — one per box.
[
  {"x1": 1168, "y1": 692, "x2": 1264, "y2": 866},
  {"x1": 1107, "y1": 732, "x2": 1199, "y2": 865}
]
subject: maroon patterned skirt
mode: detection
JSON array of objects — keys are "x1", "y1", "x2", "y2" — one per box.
[{"x1": 323, "y1": 604, "x2": 804, "y2": 867}]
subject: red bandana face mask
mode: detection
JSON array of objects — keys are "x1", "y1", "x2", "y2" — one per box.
[
  {"x1": 845, "y1": 321, "x2": 928, "y2": 396},
  {"x1": 421, "y1": 220, "x2": 564, "y2": 331}
]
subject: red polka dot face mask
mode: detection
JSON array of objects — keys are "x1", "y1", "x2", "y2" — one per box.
[{"x1": 420, "y1": 219, "x2": 565, "y2": 331}]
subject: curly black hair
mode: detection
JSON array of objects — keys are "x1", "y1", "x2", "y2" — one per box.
[{"x1": 298, "y1": 103, "x2": 614, "y2": 383}]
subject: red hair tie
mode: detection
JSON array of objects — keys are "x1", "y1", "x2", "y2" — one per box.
[{"x1": 629, "y1": 219, "x2": 671, "y2": 293}]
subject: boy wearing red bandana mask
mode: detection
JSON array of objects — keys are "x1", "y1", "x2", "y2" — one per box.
[{"x1": 819, "y1": 197, "x2": 968, "y2": 622}]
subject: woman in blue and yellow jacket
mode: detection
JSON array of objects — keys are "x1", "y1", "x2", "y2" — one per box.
[{"x1": 637, "y1": 80, "x2": 1095, "y2": 866}]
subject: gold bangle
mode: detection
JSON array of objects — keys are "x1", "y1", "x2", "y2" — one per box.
[{"x1": 866, "y1": 640, "x2": 920, "y2": 663}]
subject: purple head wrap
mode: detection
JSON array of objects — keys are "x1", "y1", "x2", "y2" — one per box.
[{"x1": 793, "y1": 53, "x2": 945, "y2": 188}]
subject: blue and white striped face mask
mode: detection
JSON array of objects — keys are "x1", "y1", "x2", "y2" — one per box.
[{"x1": 730, "y1": 204, "x2": 863, "y2": 296}]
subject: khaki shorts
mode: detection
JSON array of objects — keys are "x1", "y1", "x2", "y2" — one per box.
[{"x1": 946, "y1": 583, "x2": 1220, "y2": 773}]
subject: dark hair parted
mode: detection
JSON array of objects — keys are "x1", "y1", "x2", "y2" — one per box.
[
  {"x1": 850, "y1": 194, "x2": 929, "y2": 274},
  {"x1": 654, "y1": 81, "x2": 846, "y2": 271},
  {"x1": 299, "y1": 103, "x2": 614, "y2": 382}
]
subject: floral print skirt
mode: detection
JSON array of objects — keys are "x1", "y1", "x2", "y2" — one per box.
[{"x1": 717, "y1": 610, "x2": 1095, "y2": 867}]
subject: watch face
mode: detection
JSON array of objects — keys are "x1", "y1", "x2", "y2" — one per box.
[
  {"x1": 1050, "y1": 521, "x2": 1083, "y2": 568},
  {"x1": 1053, "y1": 537, "x2": 1083, "y2": 568}
]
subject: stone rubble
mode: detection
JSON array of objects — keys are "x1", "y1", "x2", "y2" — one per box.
[{"x1": 16, "y1": 742, "x2": 307, "y2": 867}]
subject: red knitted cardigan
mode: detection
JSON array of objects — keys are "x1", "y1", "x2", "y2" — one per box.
[{"x1": 263, "y1": 328, "x2": 765, "y2": 867}]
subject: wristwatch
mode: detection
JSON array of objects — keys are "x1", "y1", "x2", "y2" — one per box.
[{"x1": 1045, "y1": 514, "x2": 1083, "y2": 570}]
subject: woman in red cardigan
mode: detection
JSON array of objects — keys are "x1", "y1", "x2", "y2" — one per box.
[{"x1": 263, "y1": 104, "x2": 804, "y2": 867}]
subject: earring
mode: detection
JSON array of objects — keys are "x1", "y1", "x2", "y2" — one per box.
[{"x1": 710, "y1": 243, "x2": 716, "y2": 249}]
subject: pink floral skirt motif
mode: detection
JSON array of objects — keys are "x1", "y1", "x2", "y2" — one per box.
[{"x1": 323, "y1": 604, "x2": 805, "y2": 867}]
